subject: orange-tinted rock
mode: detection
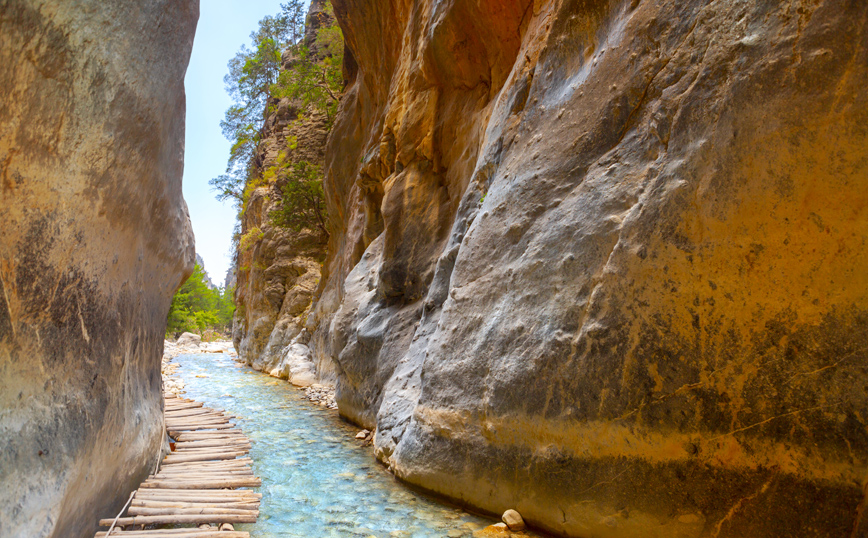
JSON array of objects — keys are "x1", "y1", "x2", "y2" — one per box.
[{"x1": 312, "y1": 0, "x2": 868, "y2": 536}]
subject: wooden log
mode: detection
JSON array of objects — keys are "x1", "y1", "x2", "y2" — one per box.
[
  {"x1": 164, "y1": 413, "x2": 225, "y2": 421},
  {"x1": 153, "y1": 474, "x2": 256, "y2": 482},
  {"x1": 155, "y1": 468, "x2": 253, "y2": 476},
  {"x1": 160, "y1": 457, "x2": 251, "y2": 470},
  {"x1": 165, "y1": 414, "x2": 229, "y2": 422},
  {"x1": 171, "y1": 443, "x2": 248, "y2": 450},
  {"x1": 165, "y1": 408, "x2": 224, "y2": 417},
  {"x1": 173, "y1": 431, "x2": 245, "y2": 438},
  {"x1": 135, "y1": 488, "x2": 260, "y2": 496},
  {"x1": 172, "y1": 444, "x2": 250, "y2": 454},
  {"x1": 96, "y1": 530, "x2": 249, "y2": 537},
  {"x1": 158, "y1": 461, "x2": 252, "y2": 470},
  {"x1": 127, "y1": 506, "x2": 259, "y2": 516},
  {"x1": 173, "y1": 441, "x2": 250, "y2": 450},
  {"x1": 156, "y1": 465, "x2": 254, "y2": 473},
  {"x1": 165, "y1": 402, "x2": 203, "y2": 409},
  {"x1": 131, "y1": 499, "x2": 259, "y2": 509},
  {"x1": 162, "y1": 452, "x2": 247, "y2": 464},
  {"x1": 98, "y1": 513, "x2": 257, "y2": 526},
  {"x1": 133, "y1": 496, "x2": 260, "y2": 505},
  {"x1": 167, "y1": 424, "x2": 235, "y2": 432},
  {"x1": 141, "y1": 478, "x2": 262, "y2": 489},
  {"x1": 166, "y1": 426, "x2": 235, "y2": 432},
  {"x1": 156, "y1": 468, "x2": 254, "y2": 475},
  {"x1": 175, "y1": 436, "x2": 253, "y2": 449},
  {"x1": 165, "y1": 419, "x2": 231, "y2": 427},
  {"x1": 134, "y1": 494, "x2": 260, "y2": 502}
]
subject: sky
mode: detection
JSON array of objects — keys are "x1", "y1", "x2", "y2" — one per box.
[{"x1": 181, "y1": 0, "x2": 290, "y2": 287}]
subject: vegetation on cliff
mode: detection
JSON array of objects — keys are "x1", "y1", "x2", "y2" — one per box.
[
  {"x1": 166, "y1": 264, "x2": 235, "y2": 338},
  {"x1": 210, "y1": 0, "x2": 342, "y2": 240}
]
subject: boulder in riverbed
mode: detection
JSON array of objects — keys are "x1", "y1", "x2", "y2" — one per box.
[{"x1": 176, "y1": 332, "x2": 202, "y2": 347}]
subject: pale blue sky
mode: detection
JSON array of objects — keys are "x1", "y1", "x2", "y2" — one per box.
[{"x1": 182, "y1": 0, "x2": 292, "y2": 286}]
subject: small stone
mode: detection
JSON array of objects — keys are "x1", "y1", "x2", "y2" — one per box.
[
  {"x1": 502, "y1": 509, "x2": 525, "y2": 531},
  {"x1": 473, "y1": 522, "x2": 509, "y2": 537},
  {"x1": 356, "y1": 429, "x2": 371, "y2": 439}
]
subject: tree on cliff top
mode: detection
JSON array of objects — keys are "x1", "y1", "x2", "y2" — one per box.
[
  {"x1": 210, "y1": 0, "x2": 343, "y2": 219},
  {"x1": 210, "y1": 3, "x2": 307, "y2": 205}
]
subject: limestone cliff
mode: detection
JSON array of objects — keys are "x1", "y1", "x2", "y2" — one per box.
[
  {"x1": 0, "y1": 1, "x2": 197, "y2": 537},
  {"x1": 232, "y1": 0, "x2": 333, "y2": 383},
  {"x1": 309, "y1": 0, "x2": 868, "y2": 536}
]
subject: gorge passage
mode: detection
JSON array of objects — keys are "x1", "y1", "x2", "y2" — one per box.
[{"x1": 2, "y1": 0, "x2": 868, "y2": 537}]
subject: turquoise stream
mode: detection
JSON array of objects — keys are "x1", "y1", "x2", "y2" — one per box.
[{"x1": 172, "y1": 352, "x2": 507, "y2": 538}]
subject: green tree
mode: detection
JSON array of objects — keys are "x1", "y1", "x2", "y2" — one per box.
[
  {"x1": 210, "y1": 7, "x2": 305, "y2": 205},
  {"x1": 166, "y1": 264, "x2": 235, "y2": 338},
  {"x1": 268, "y1": 159, "x2": 328, "y2": 237},
  {"x1": 271, "y1": 2, "x2": 344, "y2": 125}
]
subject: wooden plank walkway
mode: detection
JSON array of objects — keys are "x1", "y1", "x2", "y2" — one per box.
[{"x1": 94, "y1": 392, "x2": 260, "y2": 538}]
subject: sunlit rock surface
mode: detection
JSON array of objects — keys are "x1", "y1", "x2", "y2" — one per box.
[
  {"x1": 311, "y1": 0, "x2": 868, "y2": 536},
  {"x1": 0, "y1": 1, "x2": 197, "y2": 536}
]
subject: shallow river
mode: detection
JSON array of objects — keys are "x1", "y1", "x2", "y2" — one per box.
[{"x1": 173, "y1": 352, "x2": 521, "y2": 538}]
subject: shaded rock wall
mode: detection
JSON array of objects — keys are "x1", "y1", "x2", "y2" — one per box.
[
  {"x1": 0, "y1": 1, "x2": 197, "y2": 537},
  {"x1": 311, "y1": 0, "x2": 868, "y2": 536}
]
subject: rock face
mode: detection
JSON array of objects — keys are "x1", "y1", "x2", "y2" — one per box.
[
  {"x1": 232, "y1": 0, "x2": 334, "y2": 379},
  {"x1": 0, "y1": 1, "x2": 197, "y2": 537},
  {"x1": 310, "y1": 0, "x2": 868, "y2": 536}
]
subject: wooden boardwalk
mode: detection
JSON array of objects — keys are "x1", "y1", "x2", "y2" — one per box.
[{"x1": 94, "y1": 393, "x2": 261, "y2": 538}]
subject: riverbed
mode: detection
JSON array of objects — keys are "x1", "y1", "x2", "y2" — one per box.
[{"x1": 171, "y1": 352, "x2": 529, "y2": 538}]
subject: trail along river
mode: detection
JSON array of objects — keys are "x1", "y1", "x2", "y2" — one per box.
[{"x1": 171, "y1": 352, "x2": 542, "y2": 538}]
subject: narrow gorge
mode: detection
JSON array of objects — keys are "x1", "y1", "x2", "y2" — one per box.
[
  {"x1": 235, "y1": 0, "x2": 868, "y2": 536},
  {"x1": 2, "y1": 0, "x2": 868, "y2": 537}
]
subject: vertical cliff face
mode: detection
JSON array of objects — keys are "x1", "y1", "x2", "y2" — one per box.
[
  {"x1": 0, "y1": 1, "x2": 197, "y2": 537},
  {"x1": 232, "y1": 1, "x2": 333, "y2": 382},
  {"x1": 310, "y1": 0, "x2": 868, "y2": 536}
]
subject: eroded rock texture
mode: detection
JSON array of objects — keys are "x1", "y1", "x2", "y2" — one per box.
[
  {"x1": 311, "y1": 0, "x2": 868, "y2": 536},
  {"x1": 0, "y1": 1, "x2": 197, "y2": 537},
  {"x1": 232, "y1": 0, "x2": 333, "y2": 382}
]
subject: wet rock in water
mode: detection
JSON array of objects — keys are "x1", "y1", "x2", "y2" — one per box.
[
  {"x1": 502, "y1": 510, "x2": 525, "y2": 531},
  {"x1": 356, "y1": 429, "x2": 371, "y2": 439},
  {"x1": 0, "y1": 0, "x2": 196, "y2": 536}
]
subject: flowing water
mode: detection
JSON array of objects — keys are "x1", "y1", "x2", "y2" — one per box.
[{"x1": 172, "y1": 352, "x2": 523, "y2": 538}]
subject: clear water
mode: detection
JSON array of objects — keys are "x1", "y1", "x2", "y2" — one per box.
[{"x1": 172, "y1": 353, "x2": 509, "y2": 538}]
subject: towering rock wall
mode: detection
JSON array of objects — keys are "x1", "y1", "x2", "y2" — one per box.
[
  {"x1": 0, "y1": 1, "x2": 197, "y2": 537},
  {"x1": 232, "y1": 1, "x2": 333, "y2": 381},
  {"x1": 310, "y1": 0, "x2": 868, "y2": 536}
]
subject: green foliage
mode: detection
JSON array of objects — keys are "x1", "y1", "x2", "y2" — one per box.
[
  {"x1": 271, "y1": 2, "x2": 344, "y2": 126},
  {"x1": 212, "y1": 1, "x2": 341, "y2": 252},
  {"x1": 268, "y1": 158, "x2": 328, "y2": 237},
  {"x1": 166, "y1": 264, "x2": 235, "y2": 338},
  {"x1": 239, "y1": 226, "x2": 265, "y2": 253},
  {"x1": 210, "y1": 6, "x2": 307, "y2": 206}
]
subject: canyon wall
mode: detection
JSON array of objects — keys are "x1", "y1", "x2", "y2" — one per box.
[
  {"x1": 309, "y1": 0, "x2": 868, "y2": 536},
  {"x1": 232, "y1": 0, "x2": 333, "y2": 384},
  {"x1": 0, "y1": 1, "x2": 197, "y2": 537}
]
